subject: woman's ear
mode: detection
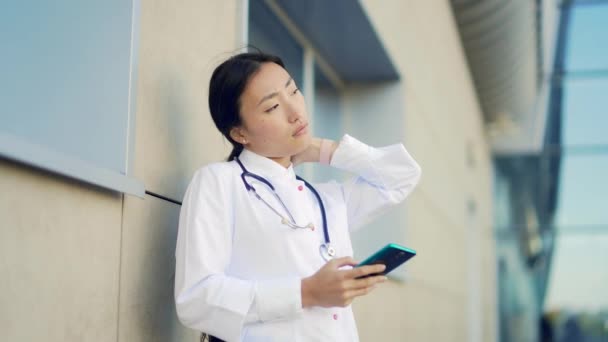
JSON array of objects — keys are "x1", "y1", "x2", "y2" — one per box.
[{"x1": 229, "y1": 126, "x2": 248, "y2": 145}]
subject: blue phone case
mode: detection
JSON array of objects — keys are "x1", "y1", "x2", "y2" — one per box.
[{"x1": 355, "y1": 243, "x2": 416, "y2": 278}]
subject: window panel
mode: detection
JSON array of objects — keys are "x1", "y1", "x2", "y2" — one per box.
[
  {"x1": 0, "y1": 0, "x2": 135, "y2": 174},
  {"x1": 310, "y1": 64, "x2": 344, "y2": 183},
  {"x1": 555, "y1": 153, "x2": 608, "y2": 227},
  {"x1": 566, "y1": 4, "x2": 608, "y2": 71},
  {"x1": 0, "y1": 0, "x2": 143, "y2": 196},
  {"x1": 562, "y1": 77, "x2": 608, "y2": 146},
  {"x1": 545, "y1": 234, "x2": 608, "y2": 311},
  {"x1": 248, "y1": 0, "x2": 303, "y2": 87}
]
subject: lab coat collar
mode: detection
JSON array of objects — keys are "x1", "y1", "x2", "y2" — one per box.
[{"x1": 237, "y1": 148, "x2": 296, "y2": 181}]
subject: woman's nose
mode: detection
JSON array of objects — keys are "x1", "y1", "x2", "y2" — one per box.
[
  {"x1": 286, "y1": 101, "x2": 302, "y2": 123},
  {"x1": 289, "y1": 112, "x2": 301, "y2": 123}
]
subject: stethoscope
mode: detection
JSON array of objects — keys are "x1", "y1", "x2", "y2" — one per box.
[{"x1": 235, "y1": 157, "x2": 336, "y2": 261}]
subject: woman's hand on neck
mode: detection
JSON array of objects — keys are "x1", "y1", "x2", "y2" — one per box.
[
  {"x1": 290, "y1": 137, "x2": 338, "y2": 167},
  {"x1": 251, "y1": 137, "x2": 338, "y2": 169}
]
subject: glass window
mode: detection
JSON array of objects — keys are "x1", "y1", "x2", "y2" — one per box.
[
  {"x1": 0, "y1": 0, "x2": 142, "y2": 196},
  {"x1": 555, "y1": 153, "x2": 608, "y2": 227},
  {"x1": 313, "y1": 65, "x2": 342, "y2": 140},
  {"x1": 544, "y1": 1, "x2": 608, "y2": 323},
  {"x1": 493, "y1": 167, "x2": 513, "y2": 231},
  {"x1": 562, "y1": 77, "x2": 608, "y2": 146},
  {"x1": 248, "y1": 0, "x2": 303, "y2": 87},
  {"x1": 566, "y1": 4, "x2": 608, "y2": 71},
  {"x1": 310, "y1": 64, "x2": 344, "y2": 182},
  {"x1": 0, "y1": 0, "x2": 134, "y2": 173},
  {"x1": 545, "y1": 234, "x2": 608, "y2": 310}
]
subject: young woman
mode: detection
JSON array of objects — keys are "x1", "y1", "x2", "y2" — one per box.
[{"x1": 175, "y1": 52, "x2": 421, "y2": 341}]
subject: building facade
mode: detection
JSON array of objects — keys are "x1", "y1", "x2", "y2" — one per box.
[{"x1": 0, "y1": 1, "x2": 512, "y2": 341}]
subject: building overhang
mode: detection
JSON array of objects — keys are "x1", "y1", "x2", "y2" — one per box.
[
  {"x1": 273, "y1": 0, "x2": 400, "y2": 83},
  {"x1": 451, "y1": 0, "x2": 561, "y2": 155}
]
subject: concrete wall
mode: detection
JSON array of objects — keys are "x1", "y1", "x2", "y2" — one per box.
[
  {"x1": 352, "y1": 1, "x2": 497, "y2": 341},
  {"x1": 0, "y1": 1, "x2": 497, "y2": 341},
  {"x1": 0, "y1": 161, "x2": 122, "y2": 341},
  {"x1": 1, "y1": 0, "x2": 240, "y2": 341}
]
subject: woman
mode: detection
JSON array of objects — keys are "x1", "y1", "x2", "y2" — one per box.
[{"x1": 174, "y1": 52, "x2": 421, "y2": 341}]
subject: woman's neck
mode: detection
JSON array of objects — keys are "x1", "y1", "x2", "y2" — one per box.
[
  {"x1": 268, "y1": 156, "x2": 291, "y2": 168},
  {"x1": 241, "y1": 147, "x2": 292, "y2": 168}
]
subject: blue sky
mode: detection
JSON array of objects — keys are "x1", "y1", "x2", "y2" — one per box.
[{"x1": 545, "y1": 3, "x2": 608, "y2": 311}]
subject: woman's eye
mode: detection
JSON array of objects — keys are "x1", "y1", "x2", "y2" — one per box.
[
  {"x1": 264, "y1": 104, "x2": 279, "y2": 113},
  {"x1": 291, "y1": 88, "x2": 299, "y2": 95}
]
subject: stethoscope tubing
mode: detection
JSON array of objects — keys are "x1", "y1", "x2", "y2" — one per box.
[
  {"x1": 235, "y1": 157, "x2": 331, "y2": 246},
  {"x1": 296, "y1": 175, "x2": 330, "y2": 244}
]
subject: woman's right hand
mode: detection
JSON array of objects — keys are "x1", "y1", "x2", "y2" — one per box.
[{"x1": 301, "y1": 257, "x2": 387, "y2": 308}]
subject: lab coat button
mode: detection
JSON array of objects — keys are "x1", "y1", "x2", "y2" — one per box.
[
  {"x1": 333, "y1": 314, "x2": 338, "y2": 320},
  {"x1": 298, "y1": 185, "x2": 303, "y2": 191}
]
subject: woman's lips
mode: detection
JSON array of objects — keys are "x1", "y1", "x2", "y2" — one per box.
[{"x1": 293, "y1": 123, "x2": 309, "y2": 137}]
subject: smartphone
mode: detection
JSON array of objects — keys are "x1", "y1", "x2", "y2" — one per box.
[{"x1": 355, "y1": 243, "x2": 416, "y2": 278}]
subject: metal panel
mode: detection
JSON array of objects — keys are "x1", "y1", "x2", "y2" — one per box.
[{"x1": 273, "y1": 0, "x2": 399, "y2": 82}]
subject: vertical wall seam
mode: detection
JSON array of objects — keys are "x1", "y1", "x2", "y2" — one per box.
[{"x1": 116, "y1": 193, "x2": 125, "y2": 342}]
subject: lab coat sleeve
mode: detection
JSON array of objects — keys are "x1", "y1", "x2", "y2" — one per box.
[
  {"x1": 174, "y1": 165, "x2": 302, "y2": 342},
  {"x1": 330, "y1": 134, "x2": 422, "y2": 232}
]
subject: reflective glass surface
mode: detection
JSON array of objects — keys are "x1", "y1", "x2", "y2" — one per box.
[
  {"x1": 544, "y1": 0, "x2": 608, "y2": 318},
  {"x1": 310, "y1": 64, "x2": 344, "y2": 183},
  {"x1": 249, "y1": 0, "x2": 303, "y2": 87},
  {"x1": 555, "y1": 153, "x2": 608, "y2": 227},
  {"x1": 566, "y1": 4, "x2": 608, "y2": 71},
  {"x1": 562, "y1": 77, "x2": 608, "y2": 146}
]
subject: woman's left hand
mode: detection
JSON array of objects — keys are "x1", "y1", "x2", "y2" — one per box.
[
  {"x1": 291, "y1": 137, "x2": 338, "y2": 166},
  {"x1": 291, "y1": 137, "x2": 322, "y2": 166}
]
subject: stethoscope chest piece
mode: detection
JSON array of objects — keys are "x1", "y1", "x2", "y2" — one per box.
[{"x1": 319, "y1": 243, "x2": 336, "y2": 262}]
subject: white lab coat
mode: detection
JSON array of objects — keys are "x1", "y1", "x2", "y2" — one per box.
[{"x1": 175, "y1": 135, "x2": 421, "y2": 341}]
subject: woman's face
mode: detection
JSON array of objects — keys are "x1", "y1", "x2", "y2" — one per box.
[{"x1": 231, "y1": 62, "x2": 312, "y2": 164}]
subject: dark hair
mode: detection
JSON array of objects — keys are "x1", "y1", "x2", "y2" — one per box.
[{"x1": 208, "y1": 51, "x2": 285, "y2": 161}]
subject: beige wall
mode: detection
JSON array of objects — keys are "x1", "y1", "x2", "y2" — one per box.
[
  {"x1": 0, "y1": 161, "x2": 122, "y2": 341},
  {"x1": 0, "y1": 1, "x2": 497, "y2": 341},
  {"x1": 353, "y1": 1, "x2": 497, "y2": 341},
  {"x1": 0, "y1": 0, "x2": 240, "y2": 341}
]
